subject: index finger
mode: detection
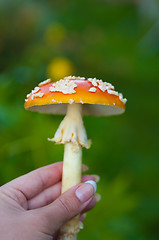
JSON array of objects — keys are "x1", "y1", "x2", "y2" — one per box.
[{"x1": 6, "y1": 162, "x2": 63, "y2": 200}]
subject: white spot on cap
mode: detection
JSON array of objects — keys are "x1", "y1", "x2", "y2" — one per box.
[
  {"x1": 64, "y1": 76, "x2": 85, "y2": 81},
  {"x1": 49, "y1": 79, "x2": 77, "y2": 94},
  {"x1": 32, "y1": 87, "x2": 40, "y2": 94},
  {"x1": 38, "y1": 79, "x2": 51, "y2": 87},
  {"x1": 119, "y1": 93, "x2": 127, "y2": 104},
  {"x1": 88, "y1": 78, "x2": 98, "y2": 86},
  {"x1": 34, "y1": 92, "x2": 44, "y2": 98},
  {"x1": 27, "y1": 93, "x2": 31, "y2": 98},
  {"x1": 122, "y1": 98, "x2": 127, "y2": 104},
  {"x1": 88, "y1": 77, "x2": 114, "y2": 92},
  {"x1": 68, "y1": 99, "x2": 74, "y2": 104},
  {"x1": 107, "y1": 90, "x2": 119, "y2": 96},
  {"x1": 89, "y1": 87, "x2": 97, "y2": 93}
]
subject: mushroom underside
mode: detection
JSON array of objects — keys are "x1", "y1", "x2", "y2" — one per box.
[{"x1": 26, "y1": 103, "x2": 125, "y2": 116}]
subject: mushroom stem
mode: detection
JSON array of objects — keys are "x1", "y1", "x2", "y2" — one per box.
[
  {"x1": 62, "y1": 142, "x2": 82, "y2": 193},
  {"x1": 59, "y1": 142, "x2": 83, "y2": 239},
  {"x1": 59, "y1": 143, "x2": 82, "y2": 240},
  {"x1": 50, "y1": 103, "x2": 89, "y2": 240}
]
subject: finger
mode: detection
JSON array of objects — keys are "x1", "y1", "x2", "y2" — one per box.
[
  {"x1": 6, "y1": 162, "x2": 63, "y2": 200},
  {"x1": 82, "y1": 164, "x2": 89, "y2": 172},
  {"x1": 82, "y1": 193, "x2": 101, "y2": 213},
  {"x1": 31, "y1": 181, "x2": 97, "y2": 235},
  {"x1": 5, "y1": 163, "x2": 89, "y2": 201},
  {"x1": 80, "y1": 213, "x2": 87, "y2": 222},
  {"x1": 28, "y1": 173, "x2": 97, "y2": 209},
  {"x1": 80, "y1": 193, "x2": 101, "y2": 221},
  {"x1": 82, "y1": 175, "x2": 100, "y2": 183},
  {"x1": 81, "y1": 196, "x2": 96, "y2": 214},
  {"x1": 28, "y1": 182, "x2": 61, "y2": 209}
]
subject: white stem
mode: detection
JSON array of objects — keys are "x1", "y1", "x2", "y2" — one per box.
[
  {"x1": 66, "y1": 102, "x2": 82, "y2": 119},
  {"x1": 61, "y1": 103, "x2": 83, "y2": 193},
  {"x1": 62, "y1": 143, "x2": 82, "y2": 193},
  {"x1": 55, "y1": 104, "x2": 86, "y2": 240}
]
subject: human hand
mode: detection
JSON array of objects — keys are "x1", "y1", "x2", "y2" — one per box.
[{"x1": 0, "y1": 162, "x2": 99, "y2": 240}]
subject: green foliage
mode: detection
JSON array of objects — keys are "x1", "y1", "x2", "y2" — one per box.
[{"x1": 0, "y1": 0, "x2": 159, "y2": 239}]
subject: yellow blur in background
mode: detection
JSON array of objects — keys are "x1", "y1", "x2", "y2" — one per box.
[{"x1": 47, "y1": 57, "x2": 75, "y2": 80}]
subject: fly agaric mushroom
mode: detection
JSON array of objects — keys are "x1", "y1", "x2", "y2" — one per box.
[{"x1": 24, "y1": 76, "x2": 127, "y2": 240}]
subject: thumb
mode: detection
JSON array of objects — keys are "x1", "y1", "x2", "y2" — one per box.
[{"x1": 36, "y1": 180, "x2": 97, "y2": 234}]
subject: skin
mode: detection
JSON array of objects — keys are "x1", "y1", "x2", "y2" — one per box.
[{"x1": 0, "y1": 162, "x2": 97, "y2": 240}]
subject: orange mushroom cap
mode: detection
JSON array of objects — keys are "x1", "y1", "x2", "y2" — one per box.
[{"x1": 24, "y1": 76, "x2": 127, "y2": 116}]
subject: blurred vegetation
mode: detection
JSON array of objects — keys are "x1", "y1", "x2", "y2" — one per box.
[{"x1": 0, "y1": 0, "x2": 159, "y2": 239}]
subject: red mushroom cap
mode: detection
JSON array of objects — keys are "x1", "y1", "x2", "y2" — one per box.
[{"x1": 24, "y1": 76, "x2": 127, "y2": 116}]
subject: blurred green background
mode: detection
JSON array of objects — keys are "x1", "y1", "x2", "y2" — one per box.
[{"x1": 0, "y1": 0, "x2": 159, "y2": 239}]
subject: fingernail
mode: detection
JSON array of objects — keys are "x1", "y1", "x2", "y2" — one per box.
[
  {"x1": 85, "y1": 180, "x2": 97, "y2": 192},
  {"x1": 75, "y1": 181, "x2": 97, "y2": 203},
  {"x1": 82, "y1": 164, "x2": 89, "y2": 172},
  {"x1": 91, "y1": 175, "x2": 100, "y2": 183},
  {"x1": 94, "y1": 193, "x2": 101, "y2": 202}
]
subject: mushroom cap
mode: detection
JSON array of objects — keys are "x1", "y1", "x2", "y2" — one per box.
[{"x1": 24, "y1": 76, "x2": 127, "y2": 116}]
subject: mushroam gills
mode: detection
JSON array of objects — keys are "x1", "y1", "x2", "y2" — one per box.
[{"x1": 24, "y1": 76, "x2": 127, "y2": 240}]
